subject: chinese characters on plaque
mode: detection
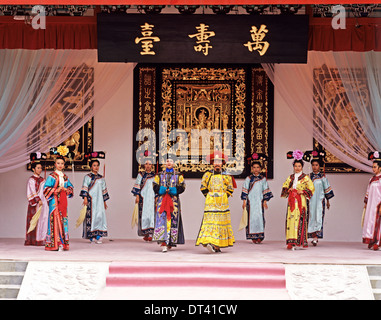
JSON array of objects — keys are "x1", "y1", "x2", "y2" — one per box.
[
  {"x1": 188, "y1": 23, "x2": 216, "y2": 56},
  {"x1": 135, "y1": 23, "x2": 161, "y2": 55},
  {"x1": 135, "y1": 23, "x2": 270, "y2": 57},
  {"x1": 98, "y1": 14, "x2": 308, "y2": 63},
  {"x1": 244, "y1": 25, "x2": 270, "y2": 56}
]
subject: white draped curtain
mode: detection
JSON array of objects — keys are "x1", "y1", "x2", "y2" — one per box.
[
  {"x1": 263, "y1": 51, "x2": 381, "y2": 173},
  {"x1": 0, "y1": 49, "x2": 135, "y2": 172}
]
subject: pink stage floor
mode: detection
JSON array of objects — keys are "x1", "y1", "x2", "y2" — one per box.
[
  {"x1": 1, "y1": 238, "x2": 381, "y2": 265},
  {"x1": 3, "y1": 238, "x2": 379, "y2": 300}
]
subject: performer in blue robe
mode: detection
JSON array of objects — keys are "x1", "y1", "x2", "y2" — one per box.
[
  {"x1": 241, "y1": 153, "x2": 273, "y2": 243},
  {"x1": 307, "y1": 152, "x2": 334, "y2": 246},
  {"x1": 80, "y1": 159, "x2": 110, "y2": 244},
  {"x1": 131, "y1": 160, "x2": 156, "y2": 241},
  {"x1": 152, "y1": 158, "x2": 185, "y2": 252}
]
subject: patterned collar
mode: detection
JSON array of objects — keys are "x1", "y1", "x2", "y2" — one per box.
[
  {"x1": 371, "y1": 174, "x2": 381, "y2": 184},
  {"x1": 31, "y1": 175, "x2": 44, "y2": 182},
  {"x1": 290, "y1": 173, "x2": 306, "y2": 181},
  {"x1": 250, "y1": 174, "x2": 263, "y2": 182},
  {"x1": 310, "y1": 172, "x2": 323, "y2": 180}
]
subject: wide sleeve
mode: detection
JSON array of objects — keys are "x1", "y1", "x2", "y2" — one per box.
[
  {"x1": 131, "y1": 173, "x2": 143, "y2": 196},
  {"x1": 176, "y1": 174, "x2": 185, "y2": 195},
  {"x1": 224, "y1": 175, "x2": 234, "y2": 198},
  {"x1": 102, "y1": 178, "x2": 110, "y2": 202},
  {"x1": 27, "y1": 178, "x2": 41, "y2": 206},
  {"x1": 364, "y1": 179, "x2": 372, "y2": 204},
  {"x1": 302, "y1": 176, "x2": 315, "y2": 200},
  {"x1": 200, "y1": 172, "x2": 211, "y2": 197},
  {"x1": 80, "y1": 175, "x2": 90, "y2": 198},
  {"x1": 322, "y1": 176, "x2": 334, "y2": 200},
  {"x1": 281, "y1": 176, "x2": 292, "y2": 198},
  {"x1": 262, "y1": 178, "x2": 274, "y2": 201},
  {"x1": 240, "y1": 177, "x2": 250, "y2": 200},
  {"x1": 66, "y1": 178, "x2": 74, "y2": 198},
  {"x1": 152, "y1": 174, "x2": 161, "y2": 195},
  {"x1": 43, "y1": 175, "x2": 57, "y2": 201}
]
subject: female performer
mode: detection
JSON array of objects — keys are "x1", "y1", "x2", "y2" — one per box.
[
  {"x1": 307, "y1": 151, "x2": 334, "y2": 246},
  {"x1": 362, "y1": 152, "x2": 381, "y2": 250},
  {"x1": 25, "y1": 153, "x2": 49, "y2": 246},
  {"x1": 131, "y1": 160, "x2": 156, "y2": 241},
  {"x1": 80, "y1": 157, "x2": 110, "y2": 244},
  {"x1": 241, "y1": 153, "x2": 273, "y2": 244},
  {"x1": 281, "y1": 150, "x2": 315, "y2": 250},
  {"x1": 44, "y1": 147, "x2": 74, "y2": 251}
]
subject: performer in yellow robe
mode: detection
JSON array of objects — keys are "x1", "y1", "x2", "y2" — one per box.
[
  {"x1": 196, "y1": 152, "x2": 235, "y2": 253},
  {"x1": 281, "y1": 151, "x2": 315, "y2": 250}
]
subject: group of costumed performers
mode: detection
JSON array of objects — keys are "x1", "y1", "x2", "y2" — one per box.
[
  {"x1": 281, "y1": 150, "x2": 335, "y2": 250},
  {"x1": 25, "y1": 147, "x2": 109, "y2": 251},
  {"x1": 132, "y1": 150, "x2": 235, "y2": 253},
  {"x1": 26, "y1": 145, "x2": 381, "y2": 253}
]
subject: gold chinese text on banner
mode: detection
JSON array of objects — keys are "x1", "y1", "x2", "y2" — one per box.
[{"x1": 98, "y1": 14, "x2": 308, "y2": 64}]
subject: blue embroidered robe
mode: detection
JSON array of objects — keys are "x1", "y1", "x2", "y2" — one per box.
[
  {"x1": 80, "y1": 173, "x2": 110, "y2": 239},
  {"x1": 241, "y1": 174, "x2": 273, "y2": 240},
  {"x1": 307, "y1": 172, "x2": 334, "y2": 238}
]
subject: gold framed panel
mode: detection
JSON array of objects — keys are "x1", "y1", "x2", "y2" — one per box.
[{"x1": 133, "y1": 64, "x2": 274, "y2": 179}]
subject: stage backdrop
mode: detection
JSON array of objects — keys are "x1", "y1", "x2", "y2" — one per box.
[
  {"x1": 313, "y1": 66, "x2": 371, "y2": 173},
  {"x1": 132, "y1": 64, "x2": 274, "y2": 179},
  {"x1": 97, "y1": 13, "x2": 309, "y2": 64},
  {"x1": 27, "y1": 66, "x2": 94, "y2": 171}
]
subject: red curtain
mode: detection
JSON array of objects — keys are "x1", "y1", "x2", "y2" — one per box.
[
  {"x1": 0, "y1": 15, "x2": 380, "y2": 51},
  {"x1": 0, "y1": 16, "x2": 97, "y2": 49},
  {"x1": 309, "y1": 17, "x2": 381, "y2": 52}
]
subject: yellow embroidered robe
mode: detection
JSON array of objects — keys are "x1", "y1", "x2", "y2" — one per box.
[
  {"x1": 196, "y1": 171, "x2": 235, "y2": 248},
  {"x1": 281, "y1": 173, "x2": 315, "y2": 247}
]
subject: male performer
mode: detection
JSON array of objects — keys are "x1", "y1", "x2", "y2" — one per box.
[
  {"x1": 196, "y1": 151, "x2": 235, "y2": 253},
  {"x1": 152, "y1": 158, "x2": 186, "y2": 252}
]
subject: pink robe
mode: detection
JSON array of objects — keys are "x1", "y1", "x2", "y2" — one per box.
[
  {"x1": 362, "y1": 174, "x2": 381, "y2": 246},
  {"x1": 25, "y1": 175, "x2": 49, "y2": 246}
]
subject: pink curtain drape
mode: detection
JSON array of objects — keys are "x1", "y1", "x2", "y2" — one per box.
[
  {"x1": 263, "y1": 51, "x2": 381, "y2": 173},
  {"x1": 0, "y1": 49, "x2": 134, "y2": 172}
]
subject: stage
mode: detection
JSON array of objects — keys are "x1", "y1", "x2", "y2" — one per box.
[
  {"x1": 1, "y1": 238, "x2": 381, "y2": 265},
  {"x1": 0, "y1": 238, "x2": 379, "y2": 300}
]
